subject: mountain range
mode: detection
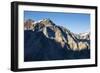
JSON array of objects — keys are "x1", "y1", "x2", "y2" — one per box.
[{"x1": 24, "y1": 18, "x2": 90, "y2": 61}]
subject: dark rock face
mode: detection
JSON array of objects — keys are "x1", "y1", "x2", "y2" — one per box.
[{"x1": 24, "y1": 19, "x2": 90, "y2": 62}]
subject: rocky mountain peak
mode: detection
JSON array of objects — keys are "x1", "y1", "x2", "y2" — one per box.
[
  {"x1": 38, "y1": 18, "x2": 55, "y2": 26},
  {"x1": 24, "y1": 19, "x2": 34, "y2": 30},
  {"x1": 24, "y1": 19, "x2": 90, "y2": 51}
]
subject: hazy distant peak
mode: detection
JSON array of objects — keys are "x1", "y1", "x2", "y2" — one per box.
[{"x1": 79, "y1": 32, "x2": 90, "y2": 36}]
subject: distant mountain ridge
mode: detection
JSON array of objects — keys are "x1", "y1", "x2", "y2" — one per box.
[{"x1": 24, "y1": 18, "x2": 90, "y2": 61}]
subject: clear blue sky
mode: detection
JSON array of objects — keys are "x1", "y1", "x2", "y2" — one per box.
[{"x1": 24, "y1": 11, "x2": 90, "y2": 33}]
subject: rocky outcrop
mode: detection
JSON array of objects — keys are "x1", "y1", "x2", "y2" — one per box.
[{"x1": 24, "y1": 19, "x2": 35, "y2": 30}]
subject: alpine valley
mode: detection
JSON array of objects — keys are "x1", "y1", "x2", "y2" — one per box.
[{"x1": 24, "y1": 18, "x2": 90, "y2": 61}]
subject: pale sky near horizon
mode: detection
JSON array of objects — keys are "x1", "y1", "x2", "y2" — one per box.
[{"x1": 24, "y1": 11, "x2": 90, "y2": 34}]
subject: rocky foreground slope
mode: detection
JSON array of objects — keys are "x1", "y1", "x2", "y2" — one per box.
[{"x1": 24, "y1": 19, "x2": 90, "y2": 61}]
